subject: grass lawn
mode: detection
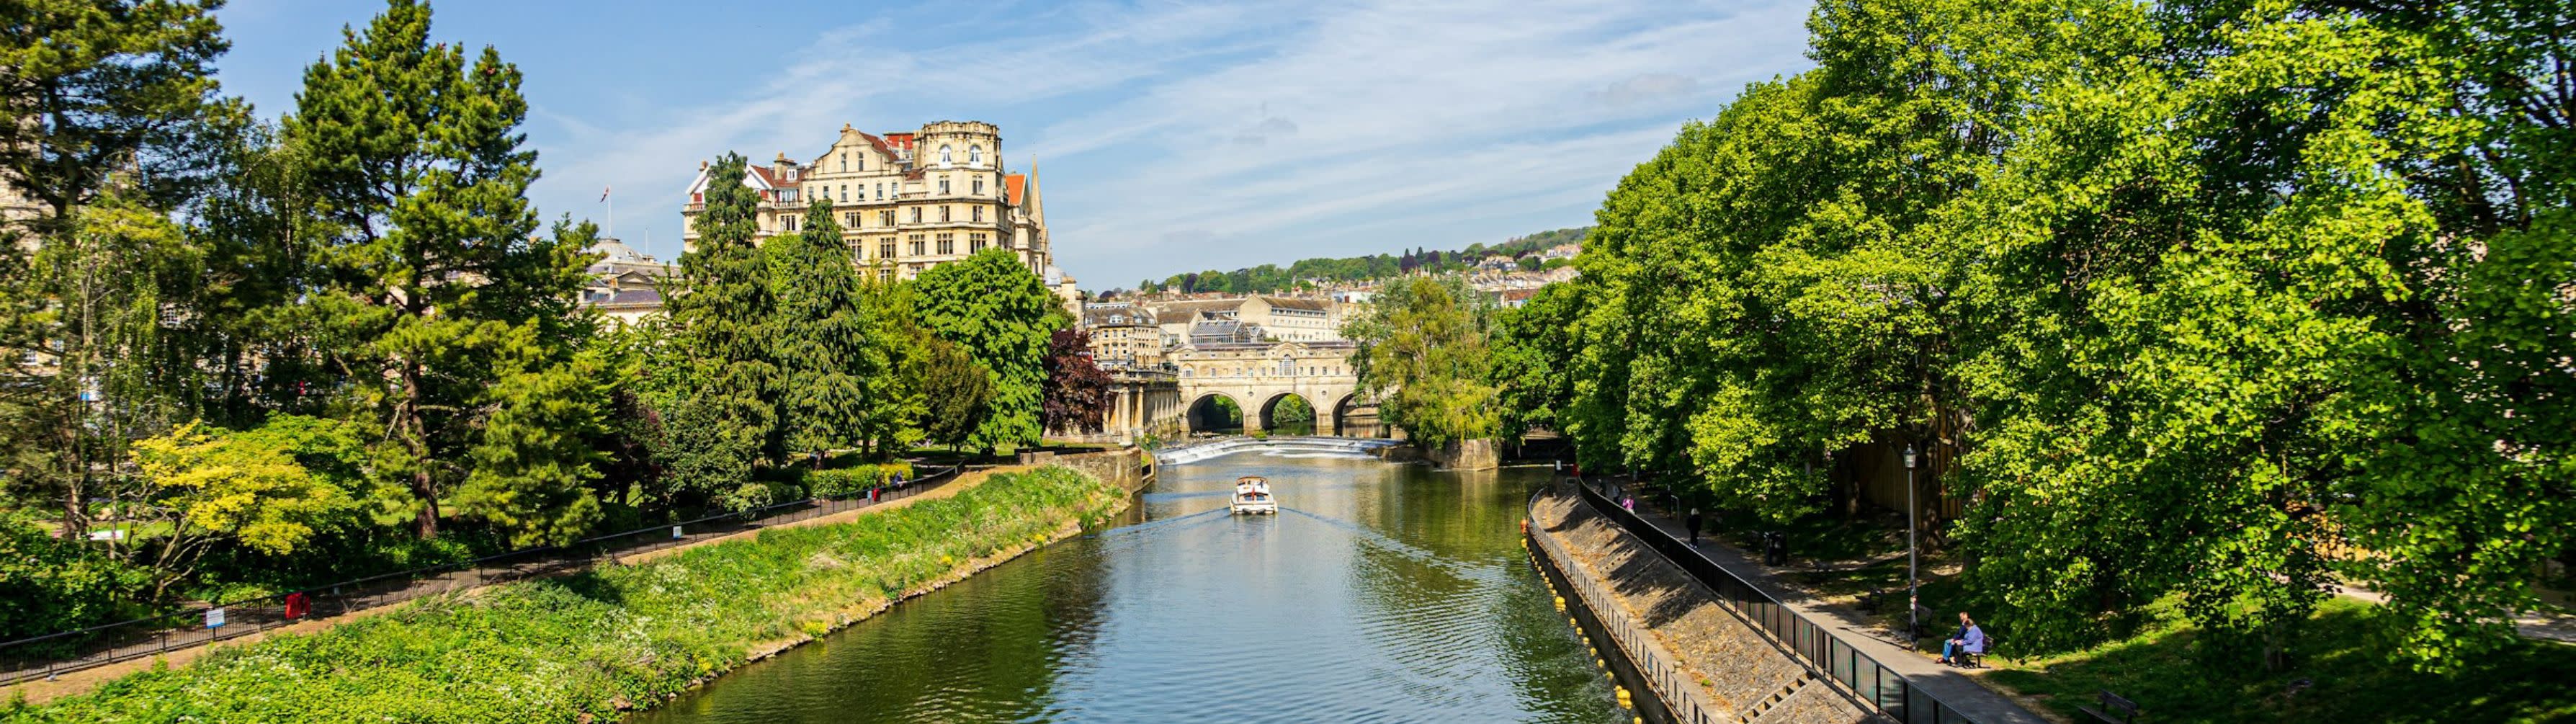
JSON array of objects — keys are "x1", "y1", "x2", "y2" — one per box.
[
  {"x1": 1981, "y1": 596, "x2": 2576, "y2": 723},
  {"x1": 4, "y1": 466, "x2": 1127, "y2": 723}
]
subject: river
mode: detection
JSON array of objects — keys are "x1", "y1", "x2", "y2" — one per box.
[{"x1": 632, "y1": 448, "x2": 1634, "y2": 723}]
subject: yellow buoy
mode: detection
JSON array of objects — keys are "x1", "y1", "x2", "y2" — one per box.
[{"x1": 1553, "y1": 596, "x2": 1566, "y2": 611}]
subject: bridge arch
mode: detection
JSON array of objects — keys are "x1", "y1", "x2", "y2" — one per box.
[
  {"x1": 1184, "y1": 391, "x2": 1250, "y2": 434},
  {"x1": 1329, "y1": 392, "x2": 1379, "y2": 438},
  {"x1": 1256, "y1": 391, "x2": 1318, "y2": 436}
]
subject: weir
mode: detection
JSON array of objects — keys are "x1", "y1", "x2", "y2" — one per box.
[{"x1": 1150, "y1": 435, "x2": 1401, "y2": 465}]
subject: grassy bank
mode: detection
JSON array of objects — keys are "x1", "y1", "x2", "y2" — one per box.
[
  {"x1": 1982, "y1": 596, "x2": 2576, "y2": 723},
  {"x1": 4, "y1": 465, "x2": 1127, "y2": 723}
]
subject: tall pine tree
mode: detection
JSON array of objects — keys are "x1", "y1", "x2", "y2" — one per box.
[
  {"x1": 765, "y1": 195, "x2": 871, "y2": 464},
  {"x1": 661, "y1": 152, "x2": 774, "y2": 491},
  {"x1": 283, "y1": 0, "x2": 596, "y2": 540}
]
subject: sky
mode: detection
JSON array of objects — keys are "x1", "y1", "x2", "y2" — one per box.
[{"x1": 212, "y1": 0, "x2": 1817, "y2": 289}]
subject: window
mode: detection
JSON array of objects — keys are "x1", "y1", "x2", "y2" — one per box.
[
  {"x1": 844, "y1": 211, "x2": 859, "y2": 228},
  {"x1": 911, "y1": 207, "x2": 922, "y2": 223},
  {"x1": 939, "y1": 144, "x2": 952, "y2": 165},
  {"x1": 939, "y1": 178, "x2": 950, "y2": 195},
  {"x1": 880, "y1": 267, "x2": 893, "y2": 281},
  {"x1": 880, "y1": 239, "x2": 895, "y2": 259},
  {"x1": 782, "y1": 215, "x2": 799, "y2": 232},
  {"x1": 972, "y1": 177, "x2": 983, "y2": 195},
  {"x1": 936, "y1": 233, "x2": 954, "y2": 255},
  {"x1": 908, "y1": 233, "x2": 926, "y2": 256},
  {"x1": 880, "y1": 210, "x2": 895, "y2": 226},
  {"x1": 875, "y1": 183, "x2": 884, "y2": 199},
  {"x1": 858, "y1": 155, "x2": 866, "y2": 171},
  {"x1": 970, "y1": 233, "x2": 988, "y2": 252},
  {"x1": 839, "y1": 184, "x2": 846, "y2": 202},
  {"x1": 839, "y1": 153, "x2": 847, "y2": 172},
  {"x1": 940, "y1": 205, "x2": 951, "y2": 222},
  {"x1": 972, "y1": 205, "x2": 983, "y2": 222}
]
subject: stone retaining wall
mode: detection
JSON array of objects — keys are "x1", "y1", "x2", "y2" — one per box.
[{"x1": 1529, "y1": 490, "x2": 1881, "y2": 724}]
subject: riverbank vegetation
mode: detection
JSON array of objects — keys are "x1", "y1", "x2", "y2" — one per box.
[
  {"x1": 0, "y1": 0, "x2": 1112, "y2": 645},
  {"x1": 2, "y1": 465, "x2": 1126, "y2": 723},
  {"x1": 1484, "y1": 0, "x2": 2576, "y2": 689}
]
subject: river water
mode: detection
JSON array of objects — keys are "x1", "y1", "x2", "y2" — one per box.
[{"x1": 632, "y1": 449, "x2": 1632, "y2": 723}]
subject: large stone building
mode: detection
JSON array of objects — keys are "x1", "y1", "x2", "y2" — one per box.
[{"x1": 679, "y1": 120, "x2": 1057, "y2": 285}]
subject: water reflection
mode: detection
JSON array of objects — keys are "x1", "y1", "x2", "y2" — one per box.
[{"x1": 634, "y1": 452, "x2": 1625, "y2": 723}]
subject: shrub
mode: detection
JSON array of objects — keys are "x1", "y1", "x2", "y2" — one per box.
[
  {"x1": 0, "y1": 514, "x2": 156, "y2": 642},
  {"x1": 717, "y1": 482, "x2": 776, "y2": 514},
  {"x1": 808, "y1": 468, "x2": 875, "y2": 499}
]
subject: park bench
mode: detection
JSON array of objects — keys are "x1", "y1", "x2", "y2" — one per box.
[{"x1": 2078, "y1": 689, "x2": 2141, "y2": 723}]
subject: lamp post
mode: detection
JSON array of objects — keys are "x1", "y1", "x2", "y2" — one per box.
[{"x1": 1904, "y1": 444, "x2": 1919, "y2": 639}]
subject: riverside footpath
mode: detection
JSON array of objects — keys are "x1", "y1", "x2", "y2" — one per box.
[{"x1": 1574, "y1": 478, "x2": 2047, "y2": 724}]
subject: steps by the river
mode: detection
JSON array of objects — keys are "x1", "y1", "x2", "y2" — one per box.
[
  {"x1": 1529, "y1": 491, "x2": 1882, "y2": 724},
  {"x1": 1153, "y1": 436, "x2": 1400, "y2": 465}
]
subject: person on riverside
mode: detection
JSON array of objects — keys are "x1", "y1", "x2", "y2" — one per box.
[
  {"x1": 1938, "y1": 612, "x2": 1986, "y2": 666},
  {"x1": 1686, "y1": 508, "x2": 1704, "y2": 544}
]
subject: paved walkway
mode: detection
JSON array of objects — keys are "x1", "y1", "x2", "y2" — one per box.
[{"x1": 1578, "y1": 480, "x2": 2049, "y2": 724}]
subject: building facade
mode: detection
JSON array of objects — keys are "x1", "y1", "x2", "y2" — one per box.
[
  {"x1": 578, "y1": 236, "x2": 676, "y2": 326},
  {"x1": 679, "y1": 120, "x2": 1055, "y2": 284}
]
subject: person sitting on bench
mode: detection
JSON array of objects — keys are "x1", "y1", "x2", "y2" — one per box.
[{"x1": 1938, "y1": 611, "x2": 1986, "y2": 666}]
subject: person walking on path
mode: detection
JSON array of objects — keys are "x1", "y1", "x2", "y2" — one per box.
[
  {"x1": 1939, "y1": 612, "x2": 1987, "y2": 666},
  {"x1": 1686, "y1": 508, "x2": 1704, "y2": 544}
]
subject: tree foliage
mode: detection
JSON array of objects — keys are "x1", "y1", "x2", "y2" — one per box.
[
  {"x1": 1040, "y1": 328, "x2": 1111, "y2": 435},
  {"x1": 282, "y1": 0, "x2": 596, "y2": 540},
  {"x1": 1554, "y1": 0, "x2": 2576, "y2": 669},
  {"x1": 913, "y1": 336, "x2": 993, "y2": 450},
  {"x1": 1346, "y1": 277, "x2": 1499, "y2": 447},
  {"x1": 765, "y1": 195, "x2": 872, "y2": 460},
  {"x1": 912, "y1": 248, "x2": 1057, "y2": 452}
]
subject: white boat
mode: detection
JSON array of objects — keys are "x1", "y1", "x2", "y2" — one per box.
[{"x1": 1230, "y1": 475, "x2": 1278, "y2": 514}]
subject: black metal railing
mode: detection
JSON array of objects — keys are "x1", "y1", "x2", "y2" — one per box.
[
  {"x1": 0, "y1": 464, "x2": 963, "y2": 686},
  {"x1": 1569, "y1": 479, "x2": 1986, "y2": 724}
]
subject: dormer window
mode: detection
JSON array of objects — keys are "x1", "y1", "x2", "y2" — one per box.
[
  {"x1": 939, "y1": 144, "x2": 953, "y2": 165},
  {"x1": 969, "y1": 146, "x2": 984, "y2": 165}
]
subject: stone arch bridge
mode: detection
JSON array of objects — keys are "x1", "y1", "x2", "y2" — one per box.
[{"x1": 1096, "y1": 340, "x2": 1385, "y2": 439}]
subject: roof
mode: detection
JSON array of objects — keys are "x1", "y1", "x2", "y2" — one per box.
[
  {"x1": 1085, "y1": 305, "x2": 1158, "y2": 326},
  {"x1": 1005, "y1": 173, "x2": 1027, "y2": 206},
  {"x1": 1256, "y1": 295, "x2": 1329, "y2": 311},
  {"x1": 583, "y1": 288, "x2": 664, "y2": 308}
]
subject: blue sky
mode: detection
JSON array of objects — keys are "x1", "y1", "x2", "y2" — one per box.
[{"x1": 213, "y1": 0, "x2": 1815, "y2": 288}]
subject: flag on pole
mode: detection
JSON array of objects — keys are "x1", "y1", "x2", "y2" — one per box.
[{"x1": 599, "y1": 184, "x2": 611, "y2": 202}]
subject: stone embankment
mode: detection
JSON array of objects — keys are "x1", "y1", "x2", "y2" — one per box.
[{"x1": 1529, "y1": 490, "x2": 1882, "y2": 724}]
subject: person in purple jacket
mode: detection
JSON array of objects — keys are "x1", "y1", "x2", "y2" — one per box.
[{"x1": 1938, "y1": 611, "x2": 1987, "y2": 666}]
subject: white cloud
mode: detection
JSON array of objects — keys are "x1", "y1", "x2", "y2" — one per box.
[{"x1": 527, "y1": 0, "x2": 1815, "y2": 282}]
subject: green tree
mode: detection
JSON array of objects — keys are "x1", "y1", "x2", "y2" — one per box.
[
  {"x1": 913, "y1": 336, "x2": 993, "y2": 451},
  {"x1": 0, "y1": 0, "x2": 233, "y2": 542},
  {"x1": 766, "y1": 195, "x2": 872, "y2": 463},
  {"x1": 851, "y1": 276, "x2": 926, "y2": 459},
  {"x1": 282, "y1": 0, "x2": 593, "y2": 538},
  {"x1": 130, "y1": 418, "x2": 362, "y2": 597},
  {"x1": 912, "y1": 248, "x2": 1057, "y2": 452},
  {"x1": 663, "y1": 151, "x2": 774, "y2": 494},
  {"x1": 1345, "y1": 277, "x2": 1499, "y2": 447},
  {"x1": 1490, "y1": 282, "x2": 1582, "y2": 439}
]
